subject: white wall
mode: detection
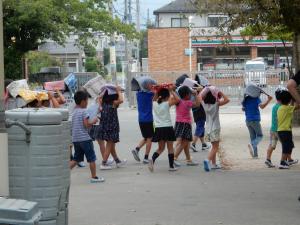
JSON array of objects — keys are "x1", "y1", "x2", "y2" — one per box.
[{"x1": 157, "y1": 13, "x2": 207, "y2": 28}]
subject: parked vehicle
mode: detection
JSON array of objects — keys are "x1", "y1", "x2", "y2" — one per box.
[{"x1": 244, "y1": 58, "x2": 267, "y2": 87}]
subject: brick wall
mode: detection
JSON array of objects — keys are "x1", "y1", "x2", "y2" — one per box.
[{"x1": 148, "y1": 28, "x2": 197, "y2": 72}]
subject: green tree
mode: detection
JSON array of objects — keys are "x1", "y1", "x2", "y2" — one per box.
[
  {"x1": 192, "y1": 0, "x2": 300, "y2": 72},
  {"x1": 26, "y1": 51, "x2": 62, "y2": 75},
  {"x1": 3, "y1": 0, "x2": 138, "y2": 79}
]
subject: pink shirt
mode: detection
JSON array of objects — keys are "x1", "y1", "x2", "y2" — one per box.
[{"x1": 176, "y1": 100, "x2": 193, "y2": 123}]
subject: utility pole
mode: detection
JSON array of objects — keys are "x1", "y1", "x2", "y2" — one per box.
[
  {"x1": 136, "y1": 0, "x2": 141, "y2": 72},
  {"x1": 0, "y1": 0, "x2": 9, "y2": 197},
  {"x1": 109, "y1": 0, "x2": 117, "y2": 84}
]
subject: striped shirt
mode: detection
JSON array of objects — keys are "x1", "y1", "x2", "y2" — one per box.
[{"x1": 72, "y1": 107, "x2": 91, "y2": 142}]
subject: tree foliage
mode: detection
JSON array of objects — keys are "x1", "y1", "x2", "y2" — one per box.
[
  {"x1": 3, "y1": 0, "x2": 138, "y2": 79},
  {"x1": 26, "y1": 51, "x2": 62, "y2": 74},
  {"x1": 192, "y1": 0, "x2": 300, "y2": 71}
]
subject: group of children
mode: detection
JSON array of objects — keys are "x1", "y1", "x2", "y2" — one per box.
[{"x1": 68, "y1": 74, "x2": 300, "y2": 183}]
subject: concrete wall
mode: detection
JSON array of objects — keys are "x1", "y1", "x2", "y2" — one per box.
[{"x1": 156, "y1": 13, "x2": 207, "y2": 28}]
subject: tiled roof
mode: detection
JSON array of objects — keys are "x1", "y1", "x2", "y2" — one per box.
[{"x1": 153, "y1": 0, "x2": 197, "y2": 14}]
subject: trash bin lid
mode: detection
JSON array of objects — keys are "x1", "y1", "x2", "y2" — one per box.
[
  {"x1": 0, "y1": 198, "x2": 42, "y2": 223},
  {"x1": 5, "y1": 109, "x2": 62, "y2": 125},
  {"x1": 38, "y1": 108, "x2": 69, "y2": 121}
]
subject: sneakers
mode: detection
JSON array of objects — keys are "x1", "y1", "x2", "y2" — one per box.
[
  {"x1": 202, "y1": 143, "x2": 210, "y2": 151},
  {"x1": 116, "y1": 159, "x2": 127, "y2": 168},
  {"x1": 77, "y1": 161, "x2": 86, "y2": 167},
  {"x1": 143, "y1": 159, "x2": 150, "y2": 164},
  {"x1": 106, "y1": 158, "x2": 115, "y2": 166},
  {"x1": 211, "y1": 164, "x2": 222, "y2": 170},
  {"x1": 148, "y1": 159, "x2": 154, "y2": 172},
  {"x1": 203, "y1": 159, "x2": 211, "y2": 172},
  {"x1": 100, "y1": 164, "x2": 113, "y2": 170},
  {"x1": 190, "y1": 143, "x2": 198, "y2": 152},
  {"x1": 279, "y1": 161, "x2": 290, "y2": 169},
  {"x1": 288, "y1": 159, "x2": 299, "y2": 166},
  {"x1": 248, "y1": 144, "x2": 254, "y2": 158},
  {"x1": 90, "y1": 176, "x2": 105, "y2": 183},
  {"x1": 186, "y1": 160, "x2": 199, "y2": 166},
  {"x1": 265, "y1": 159, "x2": 275, "y2": 168},
  {"x1": 173, "y1": 160, "x2": 181, "y2": 167},
  {"x1": 169, "y1": 167, "x2": 178, "y2": 172},
  {"x1": 131, "y1": 149, "x2": 141, "y2": 162}
]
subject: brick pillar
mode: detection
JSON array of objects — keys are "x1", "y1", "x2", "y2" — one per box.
[{"x1": 251, "y1": 46, "x2": 258, "y2": 59}]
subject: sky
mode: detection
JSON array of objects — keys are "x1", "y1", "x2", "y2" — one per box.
[{"x1": 115, "y1": 0, "x2": 171, "y2": 27}]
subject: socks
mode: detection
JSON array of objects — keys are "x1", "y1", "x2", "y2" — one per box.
[
  {"x1": 168, "y1": 153, "x2": 175, "y2": 168},
  {"x1": 114, "y1": 158, "x2": 121, "y2": 163},
  {"x1": 152, "y1": 152, "x2": 160, "y2": 163},
  {"x1": 136, "y1": 147, "x2": 140, "y2": 152},
  {"x1": 144, "y1": 154, "x2": 149, "y2": 160}
]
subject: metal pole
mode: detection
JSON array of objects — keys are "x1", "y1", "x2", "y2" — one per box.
[
  {"x1": 109, "y1": 1, "x2": 117, "y2": 84},
  {"x1": 189, "y1": 16, "x2": 192, "y2": 75},
  {"x1": 136, "y1": 0, "x2": 140, "y2": 72},
  {"x1": 0, "y1": 0, "x2": 9, "y2": 197},
  {"x1": 124, "y1": 0, "x2": 130, "y2": 105}
]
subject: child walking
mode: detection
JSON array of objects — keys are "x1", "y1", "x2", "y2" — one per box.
[
  {"x1": 201, "y1": 87, "x2": 230, "y2": 172},
  {"x1": 148, "y1": 87, "x2": 180, "y2": 172},
  {"x1": 277, "y1": 90, "x2": 299, "y2": 169},
  {"x1": 69, "y1": 90, "x2": 104, "y2": 183},
  {"x1": 265, "y1": 88, "x2": 282, "y2": 168},
  {"x1": 131, "y1": 87, "x2": 154, "y2": 164},
  {"x1": 98, "y1": 86, "x2": 127, "y2": 170},
  {"x1": 174, "y1": 86, "x2": 200, "y2": 166},
  {"x1": 190, "y1": 97, "x2": 209, "y2": 152},
  {"x1": 242, "y1": 88, "x2": 272, "y2": 158}
]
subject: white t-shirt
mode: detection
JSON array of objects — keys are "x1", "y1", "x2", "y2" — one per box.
[
  {"x1": 153, "y1": 101, "x2": 173, "y2": 128},
  {"x1": 202, "y1": 103, "x2": 220, "y2": 133}
]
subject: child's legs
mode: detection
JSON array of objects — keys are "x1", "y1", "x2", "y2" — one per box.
[
  {"x1": 70, "y1": 142, "x2": 85, "y2": 169},
  {"x1": 145, "y1": 138, "x2": 152, "y2": 156},
  {"x1": 174, "y1": 138, "x2": 184, "y2": 159},
  {"x1": 89, "y1": 162, "x2": 97, "y2": 178},
  {"x1": 97, "y1": 140, "x2": 106, "y2": 159},
  {"x1": 208, "y1": 141, "x2": 219, "y2": 165},
  {"x1": 137, "y1": 139, "x2": 146, "y2": 149},
  {"x1": 183, "y1": 140, "x2": 191, "y2": 161},
  {"x1": 267, "y1": 132, "x2": 278, "y2": 160},
  {"x1": 167, "y1": 141, "x2": 174, "y2": 154},
  {"x1": 77, "y1": 141, "x2": 97, "y2": 177},
  {"x1": 247, "y1": 121, "x2": 263, "y2": 156},
  {"x1": 157, "y1": 141, "x2": 166, "y2": 154},
  {"x1": 192, "y1": 136, "x2": 199, "y2": 145},
  {"x1": 279, "y1": 131, "x2": 294, "y2": 162}
]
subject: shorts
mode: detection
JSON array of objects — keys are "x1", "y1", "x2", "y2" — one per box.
[
  {"x1": 205, "y1": 129, "x2": 221, "y2": 143},
  {"x1": 269, "y1": 131, "x2": 279, "y2": 149},
  {"x1": 152, "y1": 127, "x2": 176, "y2": 142},
  {"x1": 73, "y1": 140, "x2": 96, "y2": 163},
  {"x1": 174, "y1": 122, "x2": 192, "y2": 141},
  {"x1": 139, "y1": 122, "x2": 154, "y2": 139},
  {"x1": 194, "y1": 120, "x2": 205, "y2": 138},
  {"x1": 278, "y1": 131, "x2": 294, "y2": 155}
]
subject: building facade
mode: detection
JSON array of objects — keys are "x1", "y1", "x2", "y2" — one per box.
[{"x1": 149, "y1": 0, "x2": 293, "y2": 72}]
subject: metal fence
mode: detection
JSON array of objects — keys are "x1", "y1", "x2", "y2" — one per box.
[{"x1": 129, "y1": 69, "x2": 291, "y2": 106}]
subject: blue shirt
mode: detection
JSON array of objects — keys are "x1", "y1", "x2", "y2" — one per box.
[
  {"x1": 243, "y1": 97, "x2": 262, "y2": 122},
  {"x1": 72, "y1": 108, "x2": 91, "y2": 142},
  {"x1": 136, "y1": 91, "x2": 154, "y2": 122}
]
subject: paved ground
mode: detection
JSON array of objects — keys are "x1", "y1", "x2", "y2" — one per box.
[{"x1": 69, "y1": 105, "x2": 300, "y2": 225}]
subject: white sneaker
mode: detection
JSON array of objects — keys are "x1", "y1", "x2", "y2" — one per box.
[
  {"x1": 100, "y1": 164, "x2": 113, "y2": 170},
  {"x1": 116, "y1": 159, "x2": 127, "y2": 168},
  {"x1": 173, "y1": 160, "x2": 181, "y2": 167},
  {"x1": 77, "y1": 162, "x2": 86, "y2": 167},
  {"x1": 148, "y1": 159, "x2": 154, "y2": 172},
  {"x1": 90, "y1": 176, "x2": 105, "y2": 183},
  {"x1": 211, "y1": 164, "x2": 222, "y2": 170},
  {"x1": 202, "y1": 143, "x2": 210, "y2": 151},
  {"x1": 107, "y1": 158, "x2": 115, "y2": 166},
  {"x1": 186, "y1": 160, "x2": 199, "y2": 166},
  {"x1": 190, "y1": 144, "x2": 198, "y2": 152},
  {"x1": 168, "y1": 167, "x2": 178, "y2": 172},
  {"x1": 143, "y1": 159, "x2": 150, "y2": 164}
]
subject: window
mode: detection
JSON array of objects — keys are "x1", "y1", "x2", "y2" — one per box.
[
  {"x1": 208, "y1": 16, "x2": 227, "y2": 27},
  {"x1": 171, "y1": 18, "x2": 188, "y2": 28}
]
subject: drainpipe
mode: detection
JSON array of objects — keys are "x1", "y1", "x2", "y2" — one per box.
[{"x1": 0, "y1": 0, "x2": 9, "y2": 197}]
